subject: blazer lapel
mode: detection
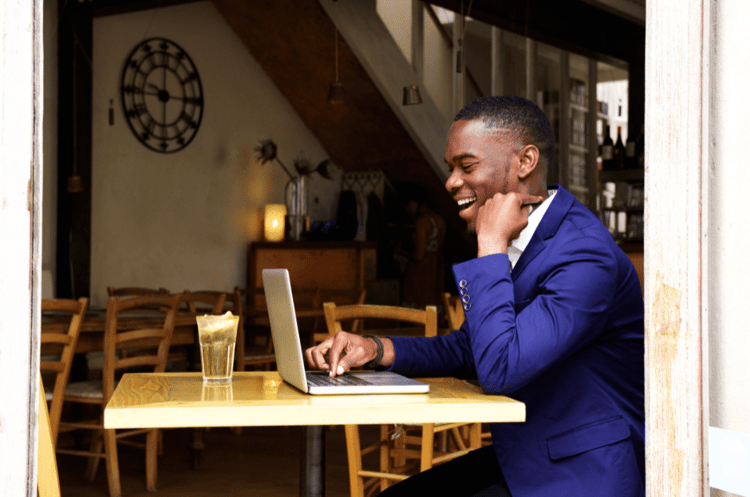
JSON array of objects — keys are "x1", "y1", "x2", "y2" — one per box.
[{"x1": 511, "y1": 185, "x2": 573, "y2": 280}]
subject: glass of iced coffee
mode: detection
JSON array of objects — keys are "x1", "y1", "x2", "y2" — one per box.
[{"x1": 195, "y1": 311, "x2": 239, "y2": 383}]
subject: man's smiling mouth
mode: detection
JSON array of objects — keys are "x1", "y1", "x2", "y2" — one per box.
[{"x1": 456, "y1": 197, "x2": 477, "y2": 209}]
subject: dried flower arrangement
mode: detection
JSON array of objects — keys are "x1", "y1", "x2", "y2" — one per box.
[{"x1": 255, "y1": 139, "x2": 332, "y2": 180}]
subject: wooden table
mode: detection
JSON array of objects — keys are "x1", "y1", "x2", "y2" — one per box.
[
  {"x1": 105, "y1": 372, "x2": 525, "y2": 496},
  {"x1": 43, "y1": 307, "x2": 324, "y2": 355},
  {"x1": 42, "y1": 311, "x2": 200, "y2": 354}
]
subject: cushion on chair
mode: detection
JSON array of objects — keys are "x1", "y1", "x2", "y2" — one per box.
[{"x1": 65, "y1": 380, "x2": 104, "y2": 400}]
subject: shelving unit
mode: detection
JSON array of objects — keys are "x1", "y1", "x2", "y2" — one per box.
[
  {"x1": 597, "y1": 169, "x2": 644, "y2": 243},
  {"x1": 542, "y1": 77, "x2": 592, "y2": 204}
]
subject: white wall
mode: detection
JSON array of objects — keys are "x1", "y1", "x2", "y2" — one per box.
[
  {"x1": 709, "y1": 0, "x2": 750, "y2": 494},
  {"x1": 89, "y1": 2, "x2": 340, "y2": 308}
]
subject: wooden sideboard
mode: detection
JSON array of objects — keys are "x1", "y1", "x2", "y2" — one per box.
[{"x1": 247, "y1": 241, "x2": 377, "y2": 319}]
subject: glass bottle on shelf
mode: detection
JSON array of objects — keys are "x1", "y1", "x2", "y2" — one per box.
[
  {"x1": 601, "y1": 124, "x2": 615, "y2": 171},
  {"x1": 614, "y1": 126, "x2": 625, "y2": 170},
  {"x1": 624, "y1": 129, "x2": 637, "y2": 170}
]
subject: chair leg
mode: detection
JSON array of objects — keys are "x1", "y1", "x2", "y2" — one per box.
[
  {"x1": 420, "y1": 424, "x2": 435, "y2": 472},
  {"x1": 145, "y1": 428, "x2": 159, "y2": 491},
  {"x1": 469, "y1": 423, "x2": 482, "y2": 450},
  {"x1": 390, "y1": 425, "x2": 406, "y2": 469},
  {"x1": 103, "y1": 428, "x2": 122, "y2": 497},
  {"x1": 380, "y1": 424, "x2": 393, "y2": 493},
  {"x1": 344, "y1": 425, "x2": 365, "y2": 497},
  {"x1": 84, "y1": 428, "x2": 103, "y2": 481}
]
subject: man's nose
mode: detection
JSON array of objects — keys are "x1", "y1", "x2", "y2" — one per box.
[{"x1": 445, "y1": 169, "x2": 462, "y2": 192}]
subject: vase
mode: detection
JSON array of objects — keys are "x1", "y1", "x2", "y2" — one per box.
[{"x1": 285, "y1": 175, "x2": 309, "y2": 241}]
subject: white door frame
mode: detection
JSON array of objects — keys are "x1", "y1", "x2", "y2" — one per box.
[
  {"x1": 644, "y1": 0, "x2": 708, "y2": 495},
  {"x1": 0, "y1": 0, "x2": 43, "y2": 495},
  {"x1": 2, "y1": 0, "x2": 725, "y2": 494}
]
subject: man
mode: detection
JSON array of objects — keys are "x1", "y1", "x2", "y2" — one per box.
[{"x1": 306, "y1": 96, "x2": 644, "y2": 496}]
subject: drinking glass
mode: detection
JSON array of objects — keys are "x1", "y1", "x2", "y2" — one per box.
[{"x1": 195, "y1": 312, "x2": 239, "y2": 383}]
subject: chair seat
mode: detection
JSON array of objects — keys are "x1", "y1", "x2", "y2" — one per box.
[{"x1": 65, "y1": 380, "x2": 104, "y2": 400}]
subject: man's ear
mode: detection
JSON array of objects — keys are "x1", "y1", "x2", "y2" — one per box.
[{"x1": 517, "y1": 144, "x2": 540, "y2": 180}]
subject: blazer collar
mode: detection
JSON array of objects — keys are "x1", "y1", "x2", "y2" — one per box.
[{"x1": 511, "y1": 185, "x2": 573, "y2": 280}]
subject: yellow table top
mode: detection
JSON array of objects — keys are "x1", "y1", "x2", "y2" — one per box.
[{"x1": 104, "y1": 372, "x2": 525, "y2": 429}]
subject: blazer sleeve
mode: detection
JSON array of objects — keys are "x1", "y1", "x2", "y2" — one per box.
[{"x1": 389, "y1": 234, "x2": 621, "y2": 396}]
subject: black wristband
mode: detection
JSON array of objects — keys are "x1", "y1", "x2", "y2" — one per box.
[{"x1": 362, "y1": 334, "x2": 384, "y2": 369}]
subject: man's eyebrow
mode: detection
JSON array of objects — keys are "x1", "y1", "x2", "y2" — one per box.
[{"x1": 445, "y1": 153, "x2": 477, "y2": 164}]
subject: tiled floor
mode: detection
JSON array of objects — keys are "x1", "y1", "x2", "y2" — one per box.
[{"x1": 57, "y1": 425, "x2": 357, "y2": 497}]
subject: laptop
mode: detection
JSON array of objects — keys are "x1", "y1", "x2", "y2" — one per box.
[{"x1": 262, "y1": 268, "x2": 430, "y2": 395}]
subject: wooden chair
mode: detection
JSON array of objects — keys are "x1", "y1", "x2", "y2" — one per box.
[
  {"x1": 58, "y1": 294, "x2": 180, "y2": 497},
  {"x1": 40, "y1": 297, "x2": 88, "y2": 446},
  {"x1": 441, "y1": 292, "x2": 465, "y2": 331},
  {"x1": 441, "y1": 293, "x2": 493, "y2": 447},
  {"x1": 172, "y1": 290, "x2": 227, "y2": 366},
  {"x1": 312, "y1": 289, "x2": 367, "y2": 345},
  {"x1": 178, "y1": 290, "x2": 227, "y2": 316},
  {"x1": 322, "y1": 302, "x2": 482, "y2": 497},
  {"x1": 107, "y1": 286, "x2": 169, "y2": 297},
  {"x1": 38, "y1": 375, "x2": 61, "y2": 497},
  {"x1": 233, "y1": 287, "x2": 276, "y2": 371}
]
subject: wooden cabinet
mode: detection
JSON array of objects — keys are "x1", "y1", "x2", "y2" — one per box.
[{"x1": 247, "y1": 241, "x2": 377, "y2": 311}]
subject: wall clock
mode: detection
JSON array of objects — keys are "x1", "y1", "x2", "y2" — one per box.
[{"x1": 120, "y1": 38, "x2": 204, "y2": 153}]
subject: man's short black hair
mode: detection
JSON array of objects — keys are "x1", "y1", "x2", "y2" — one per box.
[{"x1": 454, "y1": 96, "x2": 555, "y2": 175}]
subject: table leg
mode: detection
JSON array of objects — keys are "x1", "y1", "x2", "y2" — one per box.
[
  {"x1": 189, "y1": 327, "x2": 205, "y2": 468},
  {"x1": 299, "y1": 425, "x2": 325, "y2": 497}
]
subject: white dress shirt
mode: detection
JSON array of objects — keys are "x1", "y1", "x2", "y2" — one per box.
[{"x1": 507, "y1": 189, "x2": 557, "y2": 271}]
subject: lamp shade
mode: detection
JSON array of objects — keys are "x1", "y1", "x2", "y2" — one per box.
[
  {"x1": 328, "y1": 81, "x2": 345, "y2": 105},
  {"x1": 264, "y1": 204, "x2": 287, "y2": 242}
]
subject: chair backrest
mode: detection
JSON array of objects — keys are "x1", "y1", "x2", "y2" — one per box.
[
  {"x1": 312, "y1": 289, "x2": 367, "y2": 344},
  {"x1": 37, "y1": 375, "x2": 60, "y2": 497},
  {"x1": 179, "y1": 290, "x2": 227, "y2": 315},
  {"x1": 442, "y1": 292, "x2": 465, "y2": 331},
  {"x1": 40, "y1": 297, "x2": 88, "y2": 445},
  {"x1": 102, "y1": 294, "x2": 181, "y2": 403},
  {"x1": 107, "y1": 286, "x2": 170, "y2": 297},
  {"x1": 323, "y1": 302, "x2": 438, "y2": 339}
]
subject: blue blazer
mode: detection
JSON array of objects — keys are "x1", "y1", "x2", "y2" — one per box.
[{"x1": 389, "y1": 186, "x2": 644, "y2": 497}]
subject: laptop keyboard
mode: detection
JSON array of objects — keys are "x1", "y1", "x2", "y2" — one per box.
[{"x1": 307, "y1": 373, "x2": 372, "y2": 387}]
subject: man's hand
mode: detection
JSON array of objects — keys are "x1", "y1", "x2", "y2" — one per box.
[
  {"x1": 305, "y1": 332, "x2": 393, "y2": 377},
  {"x1": 476, "y1": 192, "x2": 543, "y2": 257}
]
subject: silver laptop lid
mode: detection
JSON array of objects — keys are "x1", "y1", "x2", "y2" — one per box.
[{"x1": 262, "y1": 268, "x2": 309, "y2": 393}]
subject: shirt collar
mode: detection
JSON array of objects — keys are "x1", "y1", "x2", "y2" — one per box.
[{"x1": 507, "y1": 189, "x2": 557, "y2": 270}]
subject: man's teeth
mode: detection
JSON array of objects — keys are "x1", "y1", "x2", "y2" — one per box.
[{"x1": 457, "y1": 197, "x2": 477, "y2": 208}]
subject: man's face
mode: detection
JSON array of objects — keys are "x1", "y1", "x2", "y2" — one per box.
[{"x1": 444, "y1": 119, "x2": 521, "y2": 229}]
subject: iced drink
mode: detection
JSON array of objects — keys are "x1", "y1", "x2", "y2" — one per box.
[{"x1": 196, "y1": 312, "x2": 239, "y2": 383}]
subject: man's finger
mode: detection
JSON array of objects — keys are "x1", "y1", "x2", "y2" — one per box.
[
  {"x1": 306, "y1": 340, "x2": 332, "y2": 371},
  {"x1": 327, "y1": 333, "x2": 350, "y2": 377}
]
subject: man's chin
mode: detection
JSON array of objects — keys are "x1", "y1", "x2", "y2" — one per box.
[{"x1": 458, "y1": 211, "x2": 476, "y2": 230}]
